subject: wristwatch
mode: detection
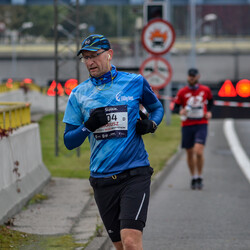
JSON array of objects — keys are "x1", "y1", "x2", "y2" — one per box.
[{"x1": 151, "y1": 120, "x2": 158, "y2": 133}]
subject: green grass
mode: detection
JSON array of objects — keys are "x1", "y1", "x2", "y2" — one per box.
[
  {"x1": 39, "y1": 113, "x2": 181, "y2": 178},
  {"x1": 143, "y1": 115, "x2": 181, "y2": 175},
  {"x1": 0, "y1": 193, "x2": 86, "y2": 249},
  {"x1": 0, "y1": 225, "x2": 36, "y2": 249},
  {"x1": 22, "y1": 235, "x2": 85, "y2": 250},
  {"x1": 0, "y1": 226, "x2": 85, "y2": 250},
  {"x1": 39, "y1": 113, "x2": 91, "y2": 178},
  {"x1": 26, "y1": 193, "x2": 48, "y2": 206}
]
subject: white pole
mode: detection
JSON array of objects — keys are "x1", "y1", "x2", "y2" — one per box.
[
  {"x1": 190, "y1": 0, "x2": 196, "y2": 68},
  {"x1": 164, "y1": 0, "x2": 171, "y2": 125},
  {"x1": 11, "y1": 30, "x2": 17, "y2": 78}
]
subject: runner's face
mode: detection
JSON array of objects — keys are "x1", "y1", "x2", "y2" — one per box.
[
  {"x1": 187, "y1": 74, "x2": 199, "y2": 86},
  {"x1": 82, "y1": 49, "x2": 112, "y2": 78}
]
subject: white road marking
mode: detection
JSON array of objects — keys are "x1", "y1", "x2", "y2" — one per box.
[{"x1": 223, "y1": 119, "x2": 250, "y2": 184}]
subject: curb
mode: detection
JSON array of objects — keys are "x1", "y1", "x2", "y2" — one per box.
[
  {"x1": 88, "y1": 147, "x2": 184, "y2": 250},
  {"x1": 151, "y1": 146, "x2": 183, "y2": 195},
  {"x1": 85, "y1": 232, "x2": 111, "y2": 250}
]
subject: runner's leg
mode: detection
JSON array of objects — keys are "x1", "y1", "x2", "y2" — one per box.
[
  {"x1": 186, "y1": 147, "x2": 196, "y2": 176},
  {"x1": 113, "y1": 241, "x2": 123, "y2": 250},
  {"x1": 194, "y1": 143, "x2": 205, "y2": 176},
  {"x1": 121, "y1": 228, "x2": 143, "y2": 250},
  {"x1": 193, "y1": 124, "x2": 207, "y2": 176}
]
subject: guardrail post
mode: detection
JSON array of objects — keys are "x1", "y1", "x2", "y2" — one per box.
[
  {"x1": 0, "y1": 113, "x2": 4, "y2": 129},
  {"x1": 0, "y1": 102, "x2": 31, "y2": 130}
]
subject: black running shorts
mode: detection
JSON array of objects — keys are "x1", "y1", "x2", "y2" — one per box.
[{"x1": 89, "y1": 166, "x2": 153, "y2": 242}]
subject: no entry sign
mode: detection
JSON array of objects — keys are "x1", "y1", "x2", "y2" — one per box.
[
  {"x1": 141, "y1": 18, "x2": 175, "y2": 55},
  {"x1": 140, "y1": 56, "x2": 172, "y2": 89}
]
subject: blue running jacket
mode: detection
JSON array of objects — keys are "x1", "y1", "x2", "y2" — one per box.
[{"x1": 63, "y1": 65, "x2": 164, "y2": 177}]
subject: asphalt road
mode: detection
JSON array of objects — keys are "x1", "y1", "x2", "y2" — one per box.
[
  {"x1": 234, "y1": 120, "x2": 250, "y2": 160},
  {"x1": 143, "y1": 119, "x2": 250, "y2": 250}
]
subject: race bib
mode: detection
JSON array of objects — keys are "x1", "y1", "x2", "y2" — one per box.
[
  {"x1": 94, "y1": 105, "x2": 128, "y2": 140},
  {"x1": 187, "y1": 106, "x2": 204, "y2": 119},
  {"x1": 186, "y1": 96, "x2": 204, "y2": 120}
]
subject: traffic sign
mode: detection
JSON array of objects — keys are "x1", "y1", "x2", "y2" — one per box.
[
  {"x1": 218, "y1": 79, "x2": 250, "y2": 98},
  {"x1": 64, "y1": 78, "x2": 78, "y2": 95},
  {"x1": 218, "y1": 80, "x2": 237, "y2": 97},
  {"x1": 141, "y1": 18, "x2": 175, "y2": 55},
  {"x1": 213, "y1": 79, "x2": 250, "y2": 119},
  {"x1": 236, "y1": 79, "x2": 250, "y2": 98},
  {"x1": 140, "y1": 56, "x2": 172, "y2": 89}
]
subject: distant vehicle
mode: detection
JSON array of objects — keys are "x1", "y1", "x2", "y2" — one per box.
[{"x1": 152, "y1": 37, "x2": 164, "y2": 47}]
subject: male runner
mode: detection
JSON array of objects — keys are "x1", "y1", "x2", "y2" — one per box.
[
  {"x1": 63, "y1": 34, "x2": 164, "y2": 249},
  {"x1": 173, "y1": 68, "x2": 213, "y2": 190}
]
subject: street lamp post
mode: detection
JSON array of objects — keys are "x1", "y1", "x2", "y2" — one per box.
[
  {"x1": 134, "y1": 17, "x2": 142, "y2": 66},
  {"x1": 189, "y1": 0, "x2": 217, "y2": 68},
  {"x1": 189, "y1": 0, "x2": 196, "y2": 68},
  {"x1": 203, "y1": 13, "x2": 217, "y2": 22},
  {"x1": 11, "y1": 22, "x2": 33, "y2": 78},
  {"x1": 20, "y1": 22, "x2": 33, "y2": 31},
  {"x1": 11, "y1": 30, "x2": 18, "y2": 78}
]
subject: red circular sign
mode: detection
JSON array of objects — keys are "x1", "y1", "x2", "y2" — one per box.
[
  {"x1": 141, "y1": 18, "x2": 176, "y2": 55},
  {"x1": 140, "y1": 56, "x2": 173, "y2": 89},
  {"x1": 236, "y1": 79, "x2": 250, "y2": 98}
]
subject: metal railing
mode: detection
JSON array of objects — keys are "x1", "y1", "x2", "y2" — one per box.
[
  {"x1": 0, "y1": 82, "x2": 20, "y2": 93},
  {"x1": 0, "y1": 82, "x2": 48, "y2": 95},
  {"x1": 0, "y1": 84, "x2": 9, "y2": 93},
  {"x1": 0, "y1": 102, "x2": 31, "y2": 130}
]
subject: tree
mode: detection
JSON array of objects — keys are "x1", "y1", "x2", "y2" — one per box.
[{"x1": 0, "y1": 4, "x2": 143, "y2": 40}]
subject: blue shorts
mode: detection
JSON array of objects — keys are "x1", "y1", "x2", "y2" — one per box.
[{"x1": 181, "y1": 124, "x2": 208, "y2": 149}]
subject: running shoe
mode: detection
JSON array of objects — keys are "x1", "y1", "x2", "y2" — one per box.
[
  {"x1": 196, "y1": 177, "x2": 203, "y2": 190},
  {"x1": 191, "y1": 178, "x2": 197, "y2": 190}
]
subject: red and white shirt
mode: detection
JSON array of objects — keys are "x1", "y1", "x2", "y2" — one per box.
[{"x1": 174, "y1": 83, "x2": 213, "y2": 127}]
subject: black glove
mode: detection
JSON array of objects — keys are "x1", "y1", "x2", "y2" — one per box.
[
  {"x1": 85, "y1": 107, "x2": 108, "y2": 132},
  {"x1": 136, "y1": 110, "x2": 157, "y2": 135}
]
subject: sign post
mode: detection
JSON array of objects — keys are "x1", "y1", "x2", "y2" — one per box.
[{"x1": 141, "y1": 4, "x2": 175, "y2": 124}]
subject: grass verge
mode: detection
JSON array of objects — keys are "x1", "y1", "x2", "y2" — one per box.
[
  {"x1": 0, "y1": 225, "x2": 36, "y2": 249},
  {"x1": 0, "y1": 226, "x2": 85, "y2": 250}
]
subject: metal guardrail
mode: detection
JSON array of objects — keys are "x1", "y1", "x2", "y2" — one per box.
[
  {"x1": 0, "y1": 82, "x2": 48, "y2": 95},
  {"x1": 0, "y1": 82, "x2": 20, "y2": 94},
  {"x1": 0, "y1": 85, "x2": 9, "y2": 93},
  {"x1": 0, "y1": 102, "x2": 31, "y2": 130}
]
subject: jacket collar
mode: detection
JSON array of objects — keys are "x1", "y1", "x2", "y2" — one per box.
[{"x1": 90, "y1": 65, "x2": 118, "y2": 86}]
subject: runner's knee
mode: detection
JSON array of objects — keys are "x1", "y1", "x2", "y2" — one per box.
[
  {"x1": 194, "y1": 143, "x2": 204, "y2": 156},
  {"x1": 121, "y1": 227, "x2": 143, "y2": 250}
]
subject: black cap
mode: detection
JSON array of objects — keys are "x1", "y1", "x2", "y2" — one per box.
[{"x1": 188, "y1": 68, "x2": 199, "y2": 77}]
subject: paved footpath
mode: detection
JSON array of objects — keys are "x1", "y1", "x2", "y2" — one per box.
[{"x1": 10, "y1": 178, "x2": 110, "y2": 249}]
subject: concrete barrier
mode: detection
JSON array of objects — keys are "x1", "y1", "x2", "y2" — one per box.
[{"x1": 0, "y1": 123, "x2": 51, "y2": 224}]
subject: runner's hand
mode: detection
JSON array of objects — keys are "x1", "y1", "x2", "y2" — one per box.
[
  {"x1": 136, "y1": 111, "x2": 156, "y2": 135},
  {"x1": 85, "y1": 107, "x2": 108, "y2": 132},
  {"x1": 205, "y1": 111, "x2": 212, "y2": 120}
]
